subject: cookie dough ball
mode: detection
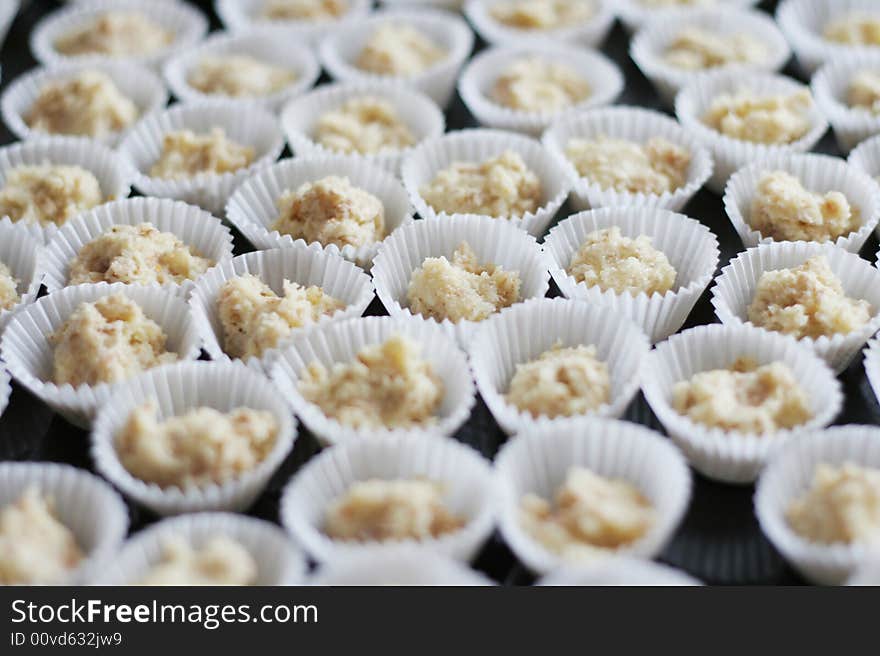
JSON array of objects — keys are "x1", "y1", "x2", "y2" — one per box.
[
  {"x1": 313, "y1": 96, "x2": 416, "y2": 155},
  {"x1": 149, "y1": 128, "x2": 256, "y2": 180}
]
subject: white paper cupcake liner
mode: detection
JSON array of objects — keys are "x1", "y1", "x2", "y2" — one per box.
[
  {"x1": 543, "y1": 208, "x2": 720, "y2": 343},
  {"x1": 90, "y1": 512, "x2": 306, "y2": 585},
  {"x1": 812, "y1": 52, "x2": 880, "y2": 153},
  {"x1": 675, "y1": 70, "x2": 829, "y2": 193},
  {"x1": 225, "y1": 155, "x2": 413, "y2": 270},
  {"x1": 318, "y1": 8, "x2": 474, "y2": 108},
  {"x1": 309, "y1": 547, "x2": 494, "y2": 585},
  {"x1": 280, "y1": 434, "x2": 494, "y2": 564},
  {"x1": 214, "y1": 0, "x2": 372, "y2": 43},
  {"x1": 542, "y1": 106, "x2": 714, "y2": 212},
  {"x1": 538, "y1": 556, "x2": 702, "y2": 586},
  {"x1": 0, "y1": 282, "x2": 203, "y2": 427},
  {"x1": 90, "y1": 361, "x2": 297, "y2": 516},
  {"x1": 0, "y1": 222, "x2": 44, "y2": 333},
  {"x1": 755, "y1": 425, "x2": 880, "y2": 584},
  {"x1": 0, "y1": 367, "x2": 9, "y2": 419},
  {"x1": 401, "y1": 128, "x2": 570, "y2": 237},
  {"x1": 0, "y1": 1, "x2": 19, "y2": 50},
  {"x1": 642, "y1": 324, "x2": 843, "y2": 484},
  {"x1": 280, "y1": 80, "x2": 446, "y2": 176},
  {"x1": 847, "y1": 136, "x2": 880, "y2": 229},
  {"x1": 630, "y1": 6, "x2": 791, "y2": 108},
  {"x1": 494, "y1": 417, "x2": 692, "y2": 576},
  {"x1": 30, "y1": 0, "x2": 208, "y2": 69},
  {"x1": 457, "y1": 43, "x2": 624, "y2": 136},
  {"x1": 40, "y1": 197, "x2": 234, "y2": 298},
  {"x1": 463, "y1": 0, "x2": 615, "y2": 49},
  {"x1": 723, "y1": 152, "x2": 880, "y2": 253},
  {"x1": 0, "y1": 58, "x2": 168, "y2": 147},
  {"x1": 710, "y1": 241, "x2": 880, "y2": 373},
  {"x1": 381, "y1": 0, "x2": 463, "y2": 8},
  {"x1": 371, "y1": 214, "x2": 552, "y2": 347},
  {"x1": 0, "y1": 461, "x2": 128, "y2": 585},
  {"x1": 117, "y1": 101, "x2": 285, "y2": 216},
  {"x1": 847, "y1": 558, "x2": 880, "y2": 585},
  {"x1": 617, "y1": 0, "x2": 761, "y2": 34},
  {"x1": 162, "y1": 27, "x2": 322, "y2": 114},
  {"x1": 0, "y1": 136, "x2": 136, "y2": 245},
  {"x1": 189, "y1": 244, "x2": 375, "y2": 372}
]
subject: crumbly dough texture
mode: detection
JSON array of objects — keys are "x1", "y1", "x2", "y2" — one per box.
[
  {"x1": 149, "y1": 128, "x2": 256, "y2": 181},
  {"x1": 261, "y1": 0, "x2": 349, "y2": 20},
  {"x1": 356, "y1": 24, "x2": 446, "y2": 77},
  {"x1": 787, "y1": 462, "x2": 880, "y2": 546},
  {"x1": 0, "y1": 164, "x2": 103, "y2": 227},
  {"x1": 567, "y1": 226, "x2": 677, "y2": 296},
  {"x1": 270, "y1": 175, "x2": 385, "y2": 249},
  {"x1": 0, "y1": 261, "x2": 19, "y2": 312},
  {"x1": 25, "y1": 70, "x2": 139, "y2": 138},
  {"x1": 116, "y1": 400, "x2": 278, "y2": 489},
  {"x1": 137, "y1": 536, "x2": 258, "y2": 586},
  {"x1": 664, "y1": 26, "x2": 768, "y2": 70},
  {"x1": 747, "y1": 255, "x2": 872, "y2": 340},
  {"x1": 313, "y1": 96, "x2": 416, "y2": 155},
  {"x1": 217, "y1": 273, "x2": 344, "y2": 360},
  {"x1": 565, "y1": 136, "x2": 691, "y2": 195},
  {"x1": 0, "y1": 487, "x2": 84, "y2": 585},
  {"x1": 847, "y1": 70, "x2": 880, "y2": 114},
  {"x1": 671, "y1": 357, "x2": 812, "y2": 434},
  {"x1": 68, "y1": 223, "x2": 213, "y2": 287},
  {"x1": 702, "y1": 88, "x2": 814, "y2": 144},
  {"x1": 407, "y1": 241, "x2": 521, "y2": 323},
  {"x1": 298, "y1": 334, "x2": 444, "y2": 430},
  {"x1": 748, "y1": 171, "x2": 859, "y2": 243},
  {"x1": 418, "y1": 150, "x2": 542, "y2": 218},
  {"x1": 188, "y1": 55, "x2": 296, "y2": 98},
  {"x1": 520, "y1": 467, "x2": 654, "y2": 561},
  {"x1": 54, "y1": 11, "x2": 173, "y2": 58},
  {"x1": 323, "y1": 479, "x2": 464, "y2": 543},
  {"x1": 51, "y1": 292, "x2": 179, "y2": 387},
  {"x1": 505, "y1": 344, "x2": 611, "y2": 419},
  {"x1": 491, "y1": 57, "x2": 591, "y2": 113},
  {"x1": 489, "y1": 0, "x2": 596, "y2": 30},
  {"x1": 824, "y1": 11, "x2": 880, "y2": 46}
]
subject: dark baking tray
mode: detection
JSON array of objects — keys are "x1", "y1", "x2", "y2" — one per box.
[{"x1": 2, "y1": 0, "x2": 878, "y2": 586}]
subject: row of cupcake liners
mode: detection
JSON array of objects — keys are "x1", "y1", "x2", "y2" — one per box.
[{"x1": 616, "y1": 0, "x2": 762, "y2": 34}]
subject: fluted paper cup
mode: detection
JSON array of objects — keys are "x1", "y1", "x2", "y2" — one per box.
[
  {"x1": 848, "y1": 136, "x2": 880, "y2": 221},
  {"x1": 539, "y1": 556, "x2": 702, "y2": 586},
  {"x1": 371, "y1": 214, "x2": 552, "y2": 347},
  {"x1": 723, "y1": 152, "x2": 880, "y2": 252},
  {"x1": 812, "y1": 52, "x2": 880, "y2": 153},
  {"x1": 90, "y1": 512, "x2": 306, "y2": 585},
  {"x1": 117, "y1": 101, "x2": 285, "y2": 216},
  {"x1": 848, "y1": 558, "x2": 880, "y2": 585},
  {"x1": 543, "y1": 208, "x2": 719, "y2": 343},
  {"x1": 0, "y1": 461, "x2": 128, "y2": 585},
  {"x1": 617, "y1": 0, "x2": 761, "y2": 34},
  {"x1": 189, "y1": 245, "x2": 375, "y2": 372},
  {"x1": 0, "y1": 282, "x2": 202, "y2": 427},
  {"x1": 280, "y1": 435, "x2": 495, "y2": 563},
  {"x1": 309, "y1": 548, "x2": 494, "y2": 585},
  {"x1": 318, "y1": 8, "x2": 474, "y2": 108},
  {"x1": 0, "y1": 368, "x2": 9, "y2": 419},
  {"x1": 0, "y1": 222, "x2": 43, "y2": 332},
  {"x1": 269, "y1": 315, "x2": 475, "y2": 445},
  {"x1": 710, "y1": 241, "x2": 880, "y2": 373},
  {"x1": 642, "y1": 324, "x2": 842, "y2": 484},
  {"x1": 542, "y1": 106, "x2": 713, "y2": 212},
  {"x1": 225, "y1": 155, "x2": 412, "y2": 269},
  {"x1": 755, "y1": 425, "x2": 880, "y2": 584},
  {"x1": 457, "y1": 43, "x2": 624, "y2": 136},
  {"x1": 495, "y1": 417, "x2": 692, "y2": 576},
  {"x1": 0, "y1": 1, "x2": 19, "y2": 51},
  {"x1": 215, "y1": 0, "x2": 372, "y2": 43}
]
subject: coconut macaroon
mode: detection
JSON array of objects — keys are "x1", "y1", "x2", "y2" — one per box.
[
  {"x1": 701, "y1": 87, "x2": 814, "y2": 145},
  {"x1": 261, "y1": 0, "x2": 349, "y2": 20},
  {"x1": 418, "y1": 150, "x2": 542, "y2": 217},
  {"x1": 663, "y1": 26, "x2": 769, "y2": 71},
  {"x1": 823, "y1": 11, "x2": 880, "y2": 46},
  {"x1": 217, "y1": 273, "x2": 345, "y2": 360},
  {"x1": 187, "y1": 55, "x2": 297, "y2": 98},
  {"x1": 747, "y1": 255, "x2": 873, "y2": 340},
  {"x1": 520, "y1": 466, "x2": 655, "y2": 562},
  {"x1": 50, "y1": 293, "x2": 179, "y2": 387},
  {"x1": 313, "y1": 96, "x2": 417, "y2": 155},
  {"x1": 24, "y1": 70, "x2": 139, "y2": 139},
  {"x1": 407, "y1": 241, "x2": 521, "y2": 323},
  {"x1": 491, "y1": 57, "x2": 591, "y2": 113},
  {"x1": 0, "y1": 164, "x2": 103, "y2": 227},
  {"x1": 488, "y1": 0, "x2": 596, "y2": 30},
  {"x1": 564, "y1": 136, "x2": 691, "y2": 195},
  {"x1": 671, "y1": 357, "x2": 813, "y2": 434},
  {"x1": 54, "y1": 11, "x2": 173, "y2": 58},
  {"x1": 323, "y1": 478, "x2": 465, "y2": 542},
  {"x1": 567, "y1": 226, "x2": 677, "y2": 296},
  {"x1": 355, "y1": 23, "x2": 447, "y2": 77},
  {"x1": 0, "y1": 261, "x2": 19, "y2": 312},
  {"x1": 847, "y1": 70, "x2": 880, "y2": 114},
  {"x1": 270, "y1": 175, "x2": 385, "y2": 249},
  {"x1": 136, "y1": 536, "x2": 257, "y2": 586},
  {"x1": 298, "y1": 334, "x2": 444, "y2": 430},
  {"x1": 67, "y1": 223, "x2": 214, "y2": 287},
  {"x1": 0, "y1": 487, "x2": 85, "y2": 585},
  {"x1": 149, "y1": 128, "x2": 256, "y2": 181}
]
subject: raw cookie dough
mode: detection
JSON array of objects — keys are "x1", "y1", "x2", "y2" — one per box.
[
  {"x1": 824, "y1": 11, "x2": 880, "y2": 46},
  {"x1": 489, "y1": 0, "x2": 596, "y2": 30},
  {"x1": 149, "y1": 128, "x2": 256, "y2": 180},
  {"x1": 747, "y1": 255, "x2": 872, "y2": 340},
  {"x1": 702, "y1": 88, "x2": 814, "y2": 144},
  {"x1": 356, "y1": 24, "x2": 446, "y2": 77},
  {"x1": 260, "y1": 0, "x2": 349, "y2": 20},
  {"x1": 67, "y1": 223, "x2": 213, "y2": 287},
  {"x1": 313, "y1": 96, "x2": 416, "y2": 155},
  {"x1": 671, "y1": 357, "x2": 812, "y2": 433},
  {"x1": 491, "y1": 57, "x2": 591, "y2": 113},
  {"x1": 0, "y1": 164, "x2": 103, "y2": 227},
  {"x1": 298, "y1": 334, "x2": 444, "y2": 429},
  {"x1": 54, "y1": 11, "x2": 173, "y2": 58},
  {"x1": 137, "y1": 536, "x2": 258, "y2": 586},
  {"x1": 663, "y1": 26, "x2": 768, "y2": 70},
  {"x1": 217, "y1": 273, "x2": 344, "y2": 360},
  {"x1": 407, "y1": 241, "x2": 521, "y2": 323},
  {"x1": 847, "y1": 70, "x2": 880, "y2": 114},
  {"x1": 50, "y1": 292, "x2": 179, "y2": 387},
  {"x1": 0, "y1": 261, "x2": 19, "y2": 311},
  {"x1": 187, "y1": 55, "x2": 296, "y2": 98},
  {"x1": 323, "y1": 479, "x2": 464, "y2": 542}
]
